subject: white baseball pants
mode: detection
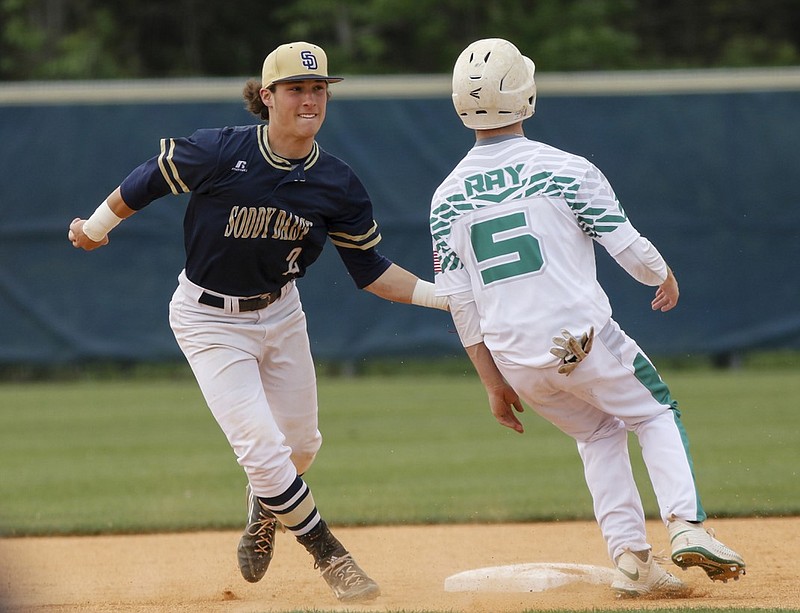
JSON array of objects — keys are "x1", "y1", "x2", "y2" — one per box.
[
  {"x1": 497, "y1": 318, "x2": 704, "y2": 562},
  {"x1": 168, "y1": 271, "x2": 322, "y2": 499}
]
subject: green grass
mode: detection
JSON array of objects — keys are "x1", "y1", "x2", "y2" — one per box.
[{"x1": 0, "y1": 367, "x2": 798, "y2": 536}]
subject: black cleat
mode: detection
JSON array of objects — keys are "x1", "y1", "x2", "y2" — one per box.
[
  {"x1": 237, "y1": 485, "x2": 279, "y2": 583},
  {"x1": 297, "y1": 520, "x2": 380, "y2": 602}
]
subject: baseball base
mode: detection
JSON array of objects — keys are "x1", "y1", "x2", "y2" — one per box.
[{"x1": 444, "y1": 562, "x2": 616, "y2": 593}]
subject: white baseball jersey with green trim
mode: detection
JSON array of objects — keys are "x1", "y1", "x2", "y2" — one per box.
[
  {"x1": 430, "y1": 134, "x2": 708, "y2": 563},
  {"x1": 430, "y1": 134, "x2": 640, "y2": 367}
]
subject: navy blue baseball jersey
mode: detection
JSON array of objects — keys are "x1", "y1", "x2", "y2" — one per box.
[{"x1": 120, "y1": 124, "x2": 391, "y2": 296}]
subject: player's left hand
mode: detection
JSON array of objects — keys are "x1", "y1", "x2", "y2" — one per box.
[{"x1": 652, "y1": 267, "x2": 679, "y2": 312}]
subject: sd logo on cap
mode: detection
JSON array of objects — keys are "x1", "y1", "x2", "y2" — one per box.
[{"x1": 262, "y1": 42, "x2": 344, "y2": 89}]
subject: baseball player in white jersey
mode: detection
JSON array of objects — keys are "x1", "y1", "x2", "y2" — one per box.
[{"x1": 430, "y1": 38, "x2": 745, "y2": 598}]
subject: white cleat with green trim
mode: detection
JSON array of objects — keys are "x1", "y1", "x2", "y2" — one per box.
[
  {"x1": 612, "y1": 549, "x2": 690, "y2": 598},
  {"x1": 668, "y1": 516, "x2": 746, "y2": 582}
]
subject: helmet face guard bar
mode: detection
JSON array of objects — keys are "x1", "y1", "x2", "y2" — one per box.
[{"x1": 452, "y1": 38, "x2": 537, "y2": 130}]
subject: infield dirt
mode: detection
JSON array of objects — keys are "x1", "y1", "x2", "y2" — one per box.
[{"x1": 1, "y1": 517, "x2": 796, "y2": 612}]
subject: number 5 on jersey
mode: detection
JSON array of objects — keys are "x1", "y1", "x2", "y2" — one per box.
[{"x1": 470, "y1": 211, "x2": 544, "y2": 285}]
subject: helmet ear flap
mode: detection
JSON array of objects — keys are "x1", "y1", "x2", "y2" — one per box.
[{"x1": 452, "y1": 38, "x2": 536, "y2": 130}]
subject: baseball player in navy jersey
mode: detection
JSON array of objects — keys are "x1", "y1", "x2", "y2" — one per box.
[
  {"x1": 68, "y1": 41, "x2": 447, "y2": 603},
  {"x1": 429, "y1": 38, "x2": 745, "y2": 598}
]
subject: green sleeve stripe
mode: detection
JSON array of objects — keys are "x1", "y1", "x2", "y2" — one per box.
[
  {"x1": 597, "y1": 214, "x2": 628, "y2": 224},
  {"x1": 525, "y1": 182, "x2": 549, "y2": 196},
  {"x1": 437, "y1": 209, "x2": 462, "y2": 222},
  {"x1": 441, "y1": 252, "x2": 461, "y2": 270},
  {"x1": 553, "y1": 175, "x2": 578, "y2": 185},
  {"x1": 431, "y1": 203, "x2": 451, "y2": 216},
  {"x1": 529, "y1": 171, "x2": 553, "y2": 183}
]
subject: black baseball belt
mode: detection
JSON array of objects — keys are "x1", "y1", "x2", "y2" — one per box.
[{"x1": 198, "y1": 288, "x2": 282, "y2": 312}]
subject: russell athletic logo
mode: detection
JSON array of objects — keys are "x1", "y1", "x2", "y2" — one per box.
[
  {"x1": 232, "y1": 160, "x2": 248, "y2": 173},
  {"x1": 300, "y1": 50, "x2": 318, "y2": 70}
]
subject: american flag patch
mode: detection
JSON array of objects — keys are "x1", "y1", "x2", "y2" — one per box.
[{"x1": 433, "y1": 250, "x2": 442, "y2": 274}]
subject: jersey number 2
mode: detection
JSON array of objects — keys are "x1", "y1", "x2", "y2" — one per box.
[
  {"x1": 283, "y1": 247, "x2": 302, "y2": 276},
  {"x1": 470, "y1": 212, "x2": 544, "y2": 285}
]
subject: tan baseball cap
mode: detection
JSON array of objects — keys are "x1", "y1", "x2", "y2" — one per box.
[{"x1": 261, "y1": 42, "x2": 344, "y2": 88}]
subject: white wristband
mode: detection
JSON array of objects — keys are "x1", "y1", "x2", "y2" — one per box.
[
  {"x1": 82, "y1": 200, "x2": 123, "y2": 242},
  {"x1": 411, "y1": 279, "x2": 449, "y2": 311}
]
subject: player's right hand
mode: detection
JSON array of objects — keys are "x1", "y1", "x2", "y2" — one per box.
[
  {"x1": 488, "y1": 384, "x2": 525, "y2": 433},
  {"x1": 68, "y1": 218, "x2": 109, "y2": 251}
]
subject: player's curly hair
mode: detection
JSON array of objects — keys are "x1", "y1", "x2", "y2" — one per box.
[
  {"x1": 243, "y1": 78, "x2": 335, "y2": 122},
  {"x1": 243, "y1": 79, "x2": 270, "y2": 121}
]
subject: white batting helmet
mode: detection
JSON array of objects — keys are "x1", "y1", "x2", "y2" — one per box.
[{"x1": 452, "y1": 38, "x2": 537, "y2": 130}]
